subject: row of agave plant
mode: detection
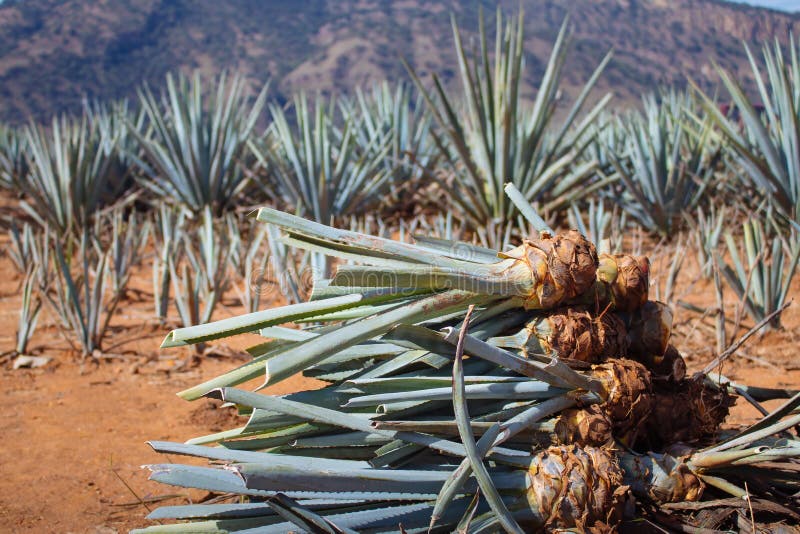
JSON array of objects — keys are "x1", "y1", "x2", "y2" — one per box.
[
  {"x1": 133, "y1": 201, "x2": 800, "y2": 532},
  {"x1": 1, "y1": 11, "x2": 800, "y2": 361}
]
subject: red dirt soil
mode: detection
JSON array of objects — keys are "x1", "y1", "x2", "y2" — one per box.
[{"x1": 1, "y1": 229, "x2": 799, "y2": 532}]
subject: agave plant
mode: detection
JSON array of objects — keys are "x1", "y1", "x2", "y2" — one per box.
[
  {"x1": 340, "y1": 82, "x2": 434, "y2": 217},
  {"x1": 36, "y1": 209, "x2": 146, "y2": 356},
  {"x1": 20, "y1": 115, "x2": 130, "y2": 236},
  {"x1": 226, "y1": 214, "x2": 273, "y2": 313},
  {"x1": 12, "y1": 267, "x2": 42, "y2": 357},
  {"x1": 253, "y1": 92, "x2": 392, "y2": 224},
  {"x1": 85, "y1": 98, "x2": 146, "y2": 184},
  {"x1": 716, "y1": 217, "x2": 800, "y2": 330},
  {"x1": 405, "y1": 10, "x2": 613, "y2": 248},
  {"x1": 606, "y1": 91, "x2": 721, "y2": 237},
  {"x1": 135, "y1": 71, "x2": 268, "y2": 214},
  {"x1": 0, "y1": 123, "x2": 28, "y2": 190},
  {"x1": 251, "y1": 93, "x2": 396, "y2": 277},
  {"x1": 169, "y1": 208, "x2": 233, "y2": 344},
  {"x1": 696, "y1": 36, "x2": 800, "y2": 223},
  {"x1": 5, "y1": 220, "x2": 37, "y2": 275},
  {"x1": 689, "y1": 204, "x2": 728, "y2": 279},
  {"x1": 151, "y1": 203, "x2": 187, "y2": 322}
]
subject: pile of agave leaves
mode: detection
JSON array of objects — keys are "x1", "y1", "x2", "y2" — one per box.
[{"x1": 136, "y1": 193, "x2": 800, "y2": 533}]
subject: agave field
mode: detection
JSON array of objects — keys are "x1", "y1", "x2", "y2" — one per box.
[{"x1": 2, "y1": 11, "x2": 800, "y2": 533}]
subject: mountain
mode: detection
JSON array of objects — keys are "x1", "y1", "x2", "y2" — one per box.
[
  {"x1": 0, "y1": 0, "x2": 798, "y2": 124},
  {"x1": 731, "y1": 0, "x2": 800, "y2": 12}
]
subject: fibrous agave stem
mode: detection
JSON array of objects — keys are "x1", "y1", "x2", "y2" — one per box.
[
  {"x1": 641, "y1": 377, "x2": 733, "y2": 448},
  {"x1": 647, "y1": 344, "x2": 687, "y2": 383},
  {"x1": 553, "y1": 405, "x2": 615, "y2": 447}
]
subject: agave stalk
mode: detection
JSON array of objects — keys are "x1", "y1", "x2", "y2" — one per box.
[
  {"x1": 716, "y1": 218, "x2": 800, "y2": 329},
  {"x1": 451, "y1": 308, "x2": 524, "y2": 534},
  {"x1": 137, "y1": 385, "x2": 800, "y2": 533},
  {"x1": 144, "y1": 205, "x2": 800, "y2": 532},
  {"x1": 405, "y1": 10, "x2": 613, "y2": 248},
  {"x1": 254, "y1": 206, "x2": 601, "y2": 311},
  {"x1": 135, "y1": 71, "x2": 268, "y2": 214}
]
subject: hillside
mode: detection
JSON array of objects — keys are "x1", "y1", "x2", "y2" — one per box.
[{"x1": 0, "y1": 0, "x2": 798, "y2": 123}]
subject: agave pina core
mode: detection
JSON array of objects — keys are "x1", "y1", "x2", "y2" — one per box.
[
  {"x1": 643, "y1": 378, "x2": 734, "y2": 447},
  {"x1": 497, "y1": 230, "x2": 599, "y2": 309},
  {"x1": 490, "y1": 307, "x2": 628, "y2": 363},
  {"x1": 591, "y1": 359, "x2": 654, "y2": 445},
  {"x1": 579, "y1": 253, "x2": 650, "y2": 312},
  {"x1": 626, "y1": 300, "x2": 673, "y2": 359},
  {"x1": 515, "y1": 445, "x2": 629, "y2": 531},
  {"x1": 553, "y1": 405, "x2": 615, "y2": 447}
]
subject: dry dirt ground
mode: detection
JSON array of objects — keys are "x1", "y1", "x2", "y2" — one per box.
[{"x1": 0, "y1": 228, "x2": 799, "y2": 532}]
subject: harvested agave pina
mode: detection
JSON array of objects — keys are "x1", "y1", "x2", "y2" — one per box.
[
  {"x1": 590, "y1": 359, "x2": 654, "y2": 445},
  {"x1": 620, "y1": 446, "x2": 705, "y2": 504},
  {"x1": 553, "y1": 405, "x2": 615, "y2": 447},
  {"x1": 642, "y1": 378, "x2": 733, "y2": 448},
  {"x1": 489, "y1": 307, "x2": 628, "y2": 363},
  {"x1": 625, "y1": 300, "x2": 673, "y2": 359},
  {"x1": 641, "y1": 344, "x2": 686, "y2": 384},
  {"x1": 512, "y1": 445, "x2": 630, "y2": 531},
  {"x1": 574, "y1": 254, "x2": 650, "y2": 312},
  {"x1": 497, "y1": 231, "x2": 599, "y2": 309},
  {"x1": 332, "y1": 230, "x2": 599, "y2": 310}
]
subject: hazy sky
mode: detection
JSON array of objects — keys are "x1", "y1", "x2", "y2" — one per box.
[{"x1": 728, "y1": 0, "x2": 800, "y2": 11}]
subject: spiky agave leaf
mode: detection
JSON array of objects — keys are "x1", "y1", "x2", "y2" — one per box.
[
  {"x1": 253, "y1": 91, "x2": 393, "y2": 227},
  {"x1": 0, "y1": 123, "x2": 28, "y2": 190}
]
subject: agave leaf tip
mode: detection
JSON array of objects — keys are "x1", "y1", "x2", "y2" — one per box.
[{"x1": 160, "y1": 332, "x2": 184, "y2": 348}]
